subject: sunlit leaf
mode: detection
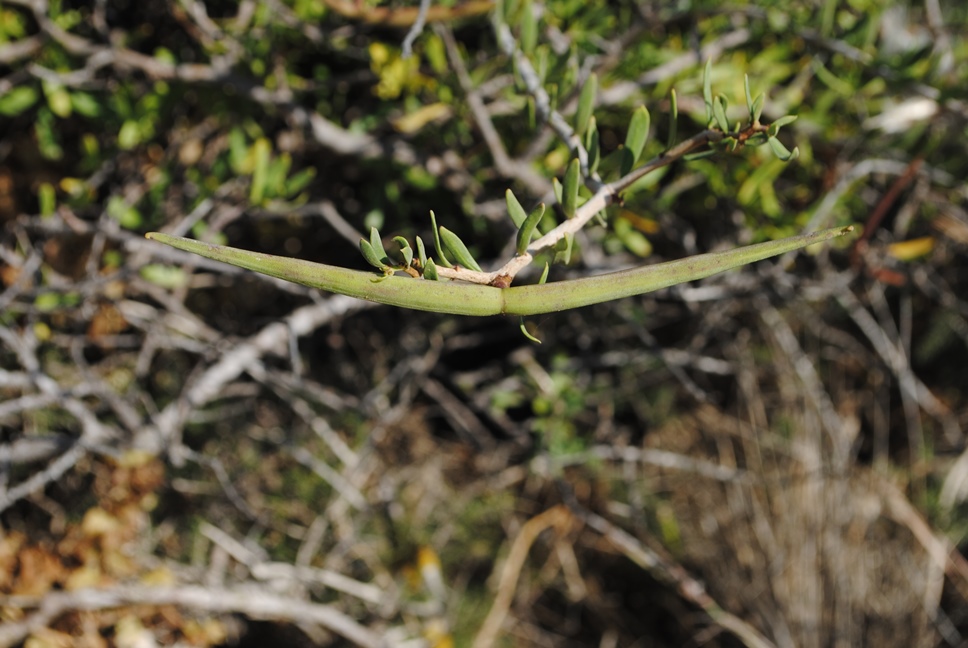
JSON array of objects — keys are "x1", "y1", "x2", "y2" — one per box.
[
  {"x1": 575, "y1": 73, "x2": 597, "y2": 137},
  {"x1": 621, "y1": 106, "x2": 650, "y2": 176},
  {"x1": 0, "y1": 86, "x2": 38, "y2": 116},
  {"x1": 562, "y1": 158, "x2": 580, "y2": 218}
]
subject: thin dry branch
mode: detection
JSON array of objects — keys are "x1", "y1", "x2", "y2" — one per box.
[
  {"x1": 472, "y1": 505, "x2": 573, "y2": 648},
  {"x1": 0, "y1": 584, "x2": 387, "y2": 648}
]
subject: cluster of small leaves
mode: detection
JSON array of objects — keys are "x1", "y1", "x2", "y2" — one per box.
[
  {"x1": 702, "y1": 60, "x2": 800, "y2": 162},
  {"x1": 359, "y1": 211, "x2": 475, "y2": 280},
  {"x1": 359, "y1": 58, "x2": 803, "y2": 279}
]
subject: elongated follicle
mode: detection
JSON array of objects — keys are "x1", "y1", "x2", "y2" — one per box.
[{"x1": 145, "y1": 225, "x2": 853, "y2": 316}]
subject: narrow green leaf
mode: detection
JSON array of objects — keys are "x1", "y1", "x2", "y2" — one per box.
[
  {"x1": 516, "y1": 203, "x2": 546, "y2": 254},
  {"x1": 751, "y1": 93, "x2": 765, "y2": 124},
  {"x1": 369, "y1": 226, "x2": 389, "y2": 264},
  {"x1": 140, "y1": 264, "x2": 188, "y2": 289},
  {"x1": 683, "y1": 149, "x2": 717, "y2": 161},
  {"x1": 562, "y1": 158, "x2": 580, "y2": 219},
  {"x1": 0, "y1": 86, "x2": 38, "y2": 116},
  {"x1": 621, "y1": 106, "x2": 650, "y2": 176},
  {"x1": 767, "y1": 136, "x2": 799, "y2": 161},
  {"x1": 423, "y1": 257, "x2": 439, "y2": 280},
  {"x1": 702, "y1": 59, "x2": 713, "y2": 124},
  {"x1": 501, "y1": 0, "x2": 515, "y2": 24},
  {"x1": 285, "y1": 167, "x2": 316, "y2": 196},
  {"x1": 43, "y1": 81, "x2": 72, "y2": 118},
  {"x1": 430, "y1": 211, "x2": 452, "y2": 268},
  {"x1": 360, "y1": 239, "x2": 388, "y2": 270},
  {"x1": 250, "y1": 137, "x2": 271, "y2": 204},
  {"x1": 118, "y1": 120, "x2": 141, "y2": 150},
  {"x1": 511, "y1": 56, "x2": 524, "y2": 92},
  {"x1": 554, "y1": 232, "x2": 574, "y2": 265},
  {"x1": 552, "y1": 177, "x2": 563, "y2": 205},
  {"x1": 713, "y1": 95, "x2": 729, "y2": 132},
  {"x1": 394, "y1": 236, "x2": 413, "y2": 267},
  {"x1": 744, "y1": 74, "x2": 754, "y2": 115},
  {"x1": 520, "y1": 0, "x2": 537, "y2": 54},
  {"x1": 520, "y1": 319, "x2": 542, "y2": 343},
  {"x1": 506, "y1": 189, "x2": 528, "y2": 228},
  {"x1": 575, "y1": 73, "x2": 597, "y2": 137},
  {"x1": 38, "y1": 182, "x2": 56, "y2": 217},
  {"x1": 416, "y1": 235, "x2": 428, "y2": 267},
  {"x1": 439, "y1": 227, "x2": 483, "y2": 271},
  {"x1": 538, "y1": 262, "x2": 550, "y2": 285},
  {"x1": 585, "y1": 116, "x2": 600, "y2": 176},
  {"x1": 771, "y1": 114, "x2": 798, "y2": 130},
  {"x1": 666, "y1": 88, "x2": 678, "y2": 150}
]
